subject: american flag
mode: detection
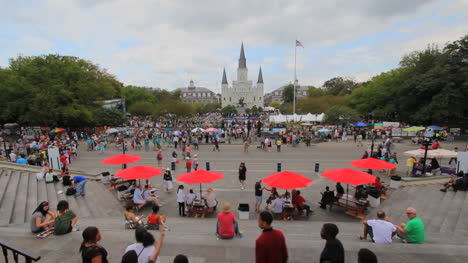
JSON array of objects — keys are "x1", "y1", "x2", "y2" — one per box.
[{"x1": 296, "y1": 40, "x2": 304, "y2": 47}]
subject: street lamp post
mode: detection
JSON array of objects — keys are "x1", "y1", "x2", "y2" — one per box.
[{"x1": 421, "y1": 139, "x2": 431, "y2": 175}]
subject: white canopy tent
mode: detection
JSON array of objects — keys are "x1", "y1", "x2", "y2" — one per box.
[{"x1": 269, "y1": 113, "x2": 324, "y2": 123}]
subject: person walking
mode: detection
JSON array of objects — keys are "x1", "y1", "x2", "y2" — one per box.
[
  {"x1": 163, "y1": 168, "x2": 173, "y2": 192},
  {"x1": 276, "y1": 138, "x2": 282, "y2": 152},
  {"x1": 177, "y1": 185, "x2": 186, "y2": 217},
  {"x1": 320, "y1": 223, "x2": 344, "y2": 263},
  {"x1": 255, "y1": 211, "x2": 288, "y2": 263},
  {"x1": 239, "y1": 162, "x2": 247, "y2": 190},
  {"x1": 243, "y1": 140, "x2": 249, "y2": 153},
  {"x1": 156, "y1": 149, "x2": 163, "y2": 167},
  {"x1": 193, "y1": 154, "x2": 199, "y2": 171},
  {"x1": 254, "y1": 179, "x2": 268, "y2": 212},
  {"x1": 185, "y1": 157, "x2": 192, "y2": 173}
]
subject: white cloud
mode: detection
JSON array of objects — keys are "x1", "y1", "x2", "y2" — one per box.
[{"x1": 0, "y1": 0, "x2": 466, "y2": 92}]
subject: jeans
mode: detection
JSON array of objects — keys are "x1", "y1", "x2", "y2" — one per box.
[
  {"x1": 216, "y1": 222, "x2": 239, "y2": 238},
  {"x1": 75, "y1": 180, "x2": 87, "y2": 196},
  {"x1": 300, "y1": 204, "x2": 312, "y2": 216}
]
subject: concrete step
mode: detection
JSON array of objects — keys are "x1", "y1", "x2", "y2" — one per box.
[
  {"x1": 0, "y1": 171, "x2": 21, "y2": 226},
  {"x1": 453, "y1": 187, "x2": 468, "y2": 239},
  {"x1": 0, "y1": 170, "x2": 12, "y2": 207},
  {"x1": 25, "y1": 171, "x2": 38, "y2": 223},
  {"x1": 12, "y1": 171, "x2": 30, "y2": 224},
  {"x1": 1, "y1": 218, "x2": 468, "y2": 263},
  {"x1": 440, "y1": 190, "x2": 467, "y2": 234},
  {"x1": 426, "y1": 189, "x2": 456, "y2": 233}
]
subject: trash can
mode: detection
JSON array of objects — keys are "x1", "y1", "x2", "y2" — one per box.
[
  {"x1": 101, "y1": 171, "x2": 111, "y2": 184},
  {"x1": 238, "y1": 203, "x2": 250, "y2": 220},
  {"x1": 368, "y1": 195, "x2": 380, "y2": 207},
  {"x1": 390, "y1": 175, "x2": 401, "y2": 189}
]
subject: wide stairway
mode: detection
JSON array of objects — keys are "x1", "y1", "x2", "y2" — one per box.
[
  {"x1": 368, "y1": 182, "x2": 468, "y2": 245},
  {"x1": 0, "y1": 168, "x2": 122, "y2": 227},
  {"x1": 1, "y1": 167, "x2": 468, "y2": 262}
]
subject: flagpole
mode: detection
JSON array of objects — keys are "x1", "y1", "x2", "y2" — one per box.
[{"x1": 293, "y1": 41, "x2": 297, "y2": 114}]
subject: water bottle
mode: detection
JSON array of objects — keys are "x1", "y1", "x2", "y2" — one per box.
[{"x1": 160, "y1": 221, "x2": 170, "y2": 232}]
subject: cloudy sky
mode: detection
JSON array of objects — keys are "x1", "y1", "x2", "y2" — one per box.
[{"x1": 0, "y1": 0, "x2": 467, "y2": 93}]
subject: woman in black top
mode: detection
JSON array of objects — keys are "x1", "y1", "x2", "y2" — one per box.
[
  {"x1": 80, "y1": 226, "x2": 108, "y2": 263},
  {"x1": 238, "y1": 162, "x2": 247, "y2": 190}
]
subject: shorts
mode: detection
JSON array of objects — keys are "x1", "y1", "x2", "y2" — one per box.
[
  {"x1": 134, "y1": 199, "x2": 145, "y2": 205},
  {"x1": 407, "y1": 166, "x2": 413, "y2": 172},
  {"x1": 255, "y1": 196, "x2": 262, "y2": 204}
]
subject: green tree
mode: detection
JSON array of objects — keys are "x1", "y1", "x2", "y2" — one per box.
[
  {"x1": 95, "y1": 108, "x2": 126, "y2": 126},
  {"x1": 323, "y1": 77, "x2": 360, "y2": 96},
  {"x1": 221, "y1": 105, "x2": 238, "y2": 115},
  {"x1": 282, "y1": 84, "x2": 295, "y2": 104},
  {"x1": 297, "y1": 96, "x2": 347, "y2": 114},
  {"x1": 269, "y1": 101, "x2": 281, "y2": 109},
  {"x1": 323, "y1": 105, "x2": 359, "y2": 125},
  {"x1": 348, "y1": 69, "x2": 402, "y2": 119},
  {"x1": 307, "y1": 86, "x2": 327, "y2": 97},
  {"x1": 128, "y1": 101, "x2": 156, "y2": 116},
  {"x1": 0, "y1": 54, "x2": 122, "y2": 127}
]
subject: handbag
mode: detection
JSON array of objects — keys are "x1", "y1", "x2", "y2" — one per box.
[{"x1": 66, "y1": 187, "x2": 76, "y2": 196}]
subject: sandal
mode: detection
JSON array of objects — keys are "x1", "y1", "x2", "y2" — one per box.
[{"x1": 358, "y1": 235, "x2": 366, "y2": 240}]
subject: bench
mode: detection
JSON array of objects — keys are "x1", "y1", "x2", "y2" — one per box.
[{"x1": 331, "y1": 194, "x2": 369, "y2": 216}]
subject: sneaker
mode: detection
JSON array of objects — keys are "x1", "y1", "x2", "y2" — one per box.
[{"x1": 440, "y1": 189, "x2": 447, "y2": 192}]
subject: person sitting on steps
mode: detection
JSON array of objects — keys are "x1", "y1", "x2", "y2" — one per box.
[
  {"x1": 54, "y1": 200, "x2": 79, "y2": 235},
  {"x1": 124, "y1": 205, "x2": 145, "y2": 229},
  {"x1": 31, "y1": 201, "x2": 55, "y2": 233},
  {"x1": 216, "y1": 202, "x2": 241, "y2": 239},
  {"x1": 146, "y1": 204, "x2": 166, "y2": 230}
]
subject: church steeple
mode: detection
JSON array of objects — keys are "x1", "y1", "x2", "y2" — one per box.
[
  {"x1": 238, "y1": 42, "x2": 246, "y2": 69},
  {"x1": 257, "y1": 67, "x2": 263, "y2": 84},
  {"x1": 222, "y1": 68, "x2": 228, "y2": 84}
]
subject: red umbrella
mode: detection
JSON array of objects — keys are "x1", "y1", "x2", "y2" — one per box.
[
  {"x1": 322, "y1": 168, "x2": 376, "y2": 208},
  {"x1": 115, "y1": 166, "x2": 162, "y2": 180},
  {"x1": 102, "y1": 154, "x2": 142, "y2": 165},
  {"x1": 262, "y1": 171, "x2": 313, "y2": 190},
  {"x1": 177, "y1": 170, "x2": 224, "y2": 197},
  {"x1": 322, "y1": 169, "x2": 376, "y2": 186},
  {"x1": 349, "y1": 158, "x2": 396, "y2": 170}
]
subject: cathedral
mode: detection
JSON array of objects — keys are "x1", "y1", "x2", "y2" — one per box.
[{"x1": 221, "y1": 43, "x2": 264, "y2": 109}]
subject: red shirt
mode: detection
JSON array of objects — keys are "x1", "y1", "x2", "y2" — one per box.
[
  {"x1": 432, "y1": 141, "x2": 440, "y2": 149},
  {"x1": 217, "y1": 212, "x2": 235, "y2": 238},
  {"x1": 292, "y1": 195, "x2": 305, "y2": 208},
  {"x1": 148, "y1": 214, "x2": 161, "y2": 224},
  {"x1": 372, "y1": 181, "x2": 384, "y2": 190},
  {"x1": 256, "y1": 228, "x2": 288, "y2": 263},
  {"x1": 186, "y1": 160, "x2": 192, "y2": 169},
  {"x1": 60, "y1": 155, "x2": 68, "y2": 165}
]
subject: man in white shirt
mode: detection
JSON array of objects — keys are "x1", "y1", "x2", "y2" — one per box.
[
  {"x1": 358, "y1": 211, "x2": 396, "y2": 244},
  {"x1": 272, "y1": 196, "x2": 284, "y2": 215},
  {"x1": 9, "y1": 152, "x2": 17, "y2": 162}
]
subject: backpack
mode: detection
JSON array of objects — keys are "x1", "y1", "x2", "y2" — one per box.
[
  {"x1": 66, "y1": 187, "x2": 76, "y2": 196},
  {"x1": 62, "y1": 176, "x2": 71, "y2": 186}
]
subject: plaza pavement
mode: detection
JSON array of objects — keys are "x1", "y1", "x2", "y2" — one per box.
[
  {"x1": 1, "y1": 138, "x2": 467, "y2": 262},
  {"x1": 70, "y1": 138, "x2": 463, "y2": 221}
]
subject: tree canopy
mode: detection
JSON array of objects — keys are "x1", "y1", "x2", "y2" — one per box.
[{"x1": 0, "y1": 54, "x2": 122, "y2": 127}]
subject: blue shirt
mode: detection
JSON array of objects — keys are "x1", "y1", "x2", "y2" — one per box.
[
  {"x1": 16, "y1": 158, "x2": 27, "y2": 165},
  {"x1": 73, "y1": 175, "x2": 87, "y2": 182},
  {"x1": 133, "y1": 188, "x2": 143, "y2": 202}
]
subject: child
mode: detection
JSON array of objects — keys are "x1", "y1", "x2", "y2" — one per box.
[{"x1": 146, "y1": 204, "x2": 166, "y2": 230}]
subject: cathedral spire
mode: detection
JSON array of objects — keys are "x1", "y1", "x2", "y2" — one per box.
[
  {"x1": 257, "y1": 67, "x2": 263, "y2": 84},
  {"x1": 238, "y1": 42, "x2": 246, "y2": 69},
  {"x1": 222, "y1": 67, "x2": 228, "y2": 84}
]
